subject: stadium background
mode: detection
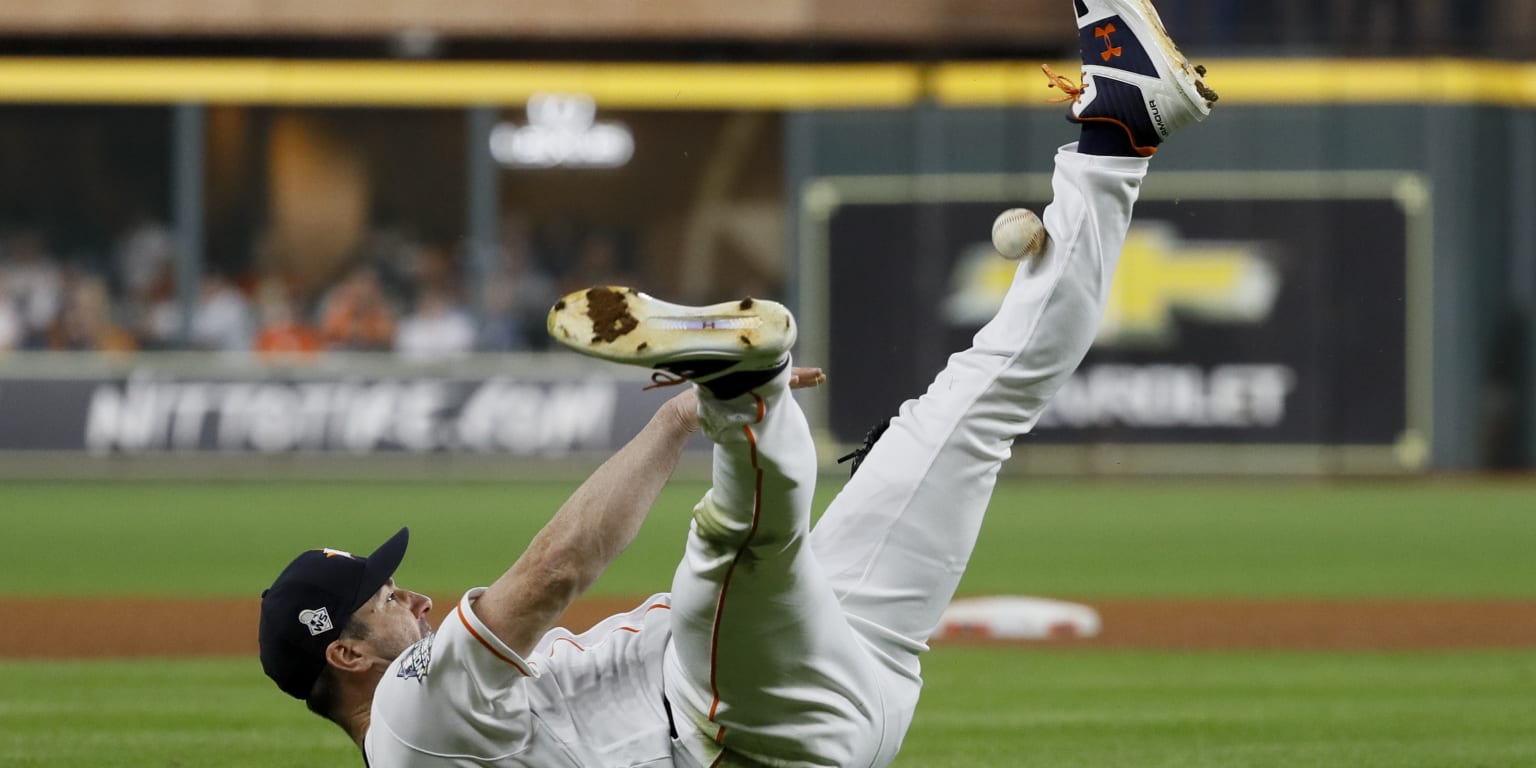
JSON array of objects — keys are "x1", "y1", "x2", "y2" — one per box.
[{"x1": 2, "y1": 1, "x2": 1535, "y2": 766}]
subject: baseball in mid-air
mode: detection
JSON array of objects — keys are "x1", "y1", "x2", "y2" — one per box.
[{"x1": 991, "y1": 208, "x2": 1047, "y2": 260}]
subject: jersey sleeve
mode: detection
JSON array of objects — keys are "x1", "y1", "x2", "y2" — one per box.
[
  {"x1": 366, "y1": 588, "x2": 543, "y2": 762},
  {"x1": 447, "y1": 587, "x2": 543, "y2": 680}
]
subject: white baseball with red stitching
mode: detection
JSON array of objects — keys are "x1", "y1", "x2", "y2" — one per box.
[{"x1": 991, "y1": 208, "x2": 1047, "y2": 260}]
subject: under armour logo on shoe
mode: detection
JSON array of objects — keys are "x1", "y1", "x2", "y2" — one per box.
[{"x1": 1096, "y1": 24, "x2": 1123, "y2": 61}]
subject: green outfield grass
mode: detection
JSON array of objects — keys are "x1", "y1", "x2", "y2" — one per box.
[
  {"x1": 4, "y1": 649, "x2": 1535, "y2": 767},
  {"x1": 3, "y1": 479, "x2": 1535, "y2": 766},
  {"x1": 2, "y1": 480, "x2": 1535, "y2": 599}
]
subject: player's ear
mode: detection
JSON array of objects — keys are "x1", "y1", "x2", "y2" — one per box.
[{"x1": 325, "y1": 636, "x2": 372, "y2": 673}]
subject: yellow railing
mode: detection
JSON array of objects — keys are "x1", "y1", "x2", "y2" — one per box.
[{"x1": 0, "y1": 57, "x2": 1532, "y2": 108}]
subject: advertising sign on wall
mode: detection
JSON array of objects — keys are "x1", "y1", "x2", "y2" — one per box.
[
  {"x1": 0, "y1": 372, "x2": 677, "y2": 456},
  {"x1": 805, "y1": 171, "x2": 1431, "y2": 471}
]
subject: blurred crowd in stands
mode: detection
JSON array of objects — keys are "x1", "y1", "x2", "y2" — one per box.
[
  {"x1": 1, "y1": 0, "x2": 1526, "y2": 363},
  {"x1": 0, "y1": 217, "x2": 641, "y2": 361}
]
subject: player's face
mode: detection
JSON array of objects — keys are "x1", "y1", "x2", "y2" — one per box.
[{"x1": 354, "y1": 579, "x2": 433, "y2": 664}]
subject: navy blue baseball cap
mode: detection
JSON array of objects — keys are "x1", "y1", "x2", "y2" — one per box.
[{"x1": 259, "y1": 527, "x2": 410, "y2": 699}]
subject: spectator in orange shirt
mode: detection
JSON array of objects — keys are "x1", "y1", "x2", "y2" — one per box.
[
  {"x1": 320, "y1": 266, "x2": 396, "y2": 351},
  {"x1": 254, "y1": 278, "x2": 323, "y2": 360}
]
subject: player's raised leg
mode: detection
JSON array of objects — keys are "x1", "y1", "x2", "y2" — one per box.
[
  {"x1": 548, "y1": 288, "x2": 883, "y2": 768},
  {"x1": 808, "y1": 0, "x2": 1217, "y2": 751}
]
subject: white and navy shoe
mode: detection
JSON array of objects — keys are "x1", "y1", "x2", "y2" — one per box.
[
  {"x1": 547, "y1": 286, "x2": 795, "y2": 399},
  {"x1": 1046, "y1": 0, "x2": 1218, "y2": 156}
]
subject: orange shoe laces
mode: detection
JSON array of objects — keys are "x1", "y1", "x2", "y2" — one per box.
[
  {"x1": 642, "y1": 371, "x2": 690, "y2": 391},
  {"x1": 1042, "y1": 64, "x2": 1085, "y2": 104}
]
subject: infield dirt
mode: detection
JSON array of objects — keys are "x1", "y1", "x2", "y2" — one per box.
[{"x1": 7, "y1": 596, "x2": 1536, "y2": 658}]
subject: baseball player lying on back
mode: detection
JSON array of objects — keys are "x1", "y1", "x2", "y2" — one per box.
[{"x1": 258, "y1": 1, "x2": 1216, "y2": 764}]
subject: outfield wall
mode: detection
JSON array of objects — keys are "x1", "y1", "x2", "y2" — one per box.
[
  {"x1": 0, "y1": 353, "x2": 719, "y2": 481},
  {"x1": 782, "y1": 66, "x2": 1536, "y2": 472},
  {"x1": 792, "y1": 100, "x2": 1536, "y2": 473},
  {"x1": 0, "y1": 59, "x2": 1532, "y2": 473}
]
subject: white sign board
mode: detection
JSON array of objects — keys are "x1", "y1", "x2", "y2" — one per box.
[{"x1": 489, "y1": 93, "x2": 635, "y2": 169}]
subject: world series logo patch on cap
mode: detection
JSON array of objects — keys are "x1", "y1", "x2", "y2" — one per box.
[{"x1": 299, "y1": 607, "x2": 334, "y2": 636}]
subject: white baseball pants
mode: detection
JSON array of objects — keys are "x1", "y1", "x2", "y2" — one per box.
[{"x1": 664, "y1": 146, "x2": 1150, "y2": 768}]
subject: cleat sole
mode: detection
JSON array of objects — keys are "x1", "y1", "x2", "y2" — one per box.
[
  {"x1": 547, "y1": 286, "x2": 794, "y2": 369},
  {"x1": 1130, "y1": 0, "x2": 1218, "y2": 112}
]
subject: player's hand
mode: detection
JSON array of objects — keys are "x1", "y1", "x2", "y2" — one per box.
[
  {"x1": 663, "y1": 388, "x2": 700, "y2": 434},
  {"x1": 790, "y1": 367, "x2": 827, "y2": 389}
]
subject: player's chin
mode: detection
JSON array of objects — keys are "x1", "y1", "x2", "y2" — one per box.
[{"x1": 417, "y1": 618, "x2": 433, "y2": 638}]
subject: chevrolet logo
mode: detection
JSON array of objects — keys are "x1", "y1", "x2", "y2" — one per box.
[
  {"x1": 1099, "y1": 223, "x2": 1278, "y2": 346},
  {"x1": 941, "y1": 223, "x2": 1277, "y2": 348}
]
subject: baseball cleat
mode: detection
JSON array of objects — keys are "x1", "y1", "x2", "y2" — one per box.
[
  {"x1": 1045, "y1": 0, "x2": 1218, "y2": 156},
  {"x1": 547, "y1": 286, "x2": 796, "y2": 399}
]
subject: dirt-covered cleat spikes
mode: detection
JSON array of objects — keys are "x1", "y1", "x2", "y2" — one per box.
[{"x1": 547, "y1": 286, "x2": 796, "y2": 400}]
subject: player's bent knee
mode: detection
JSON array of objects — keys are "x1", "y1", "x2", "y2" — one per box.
[
  {"x1": 690, "y1": 491, "x2": 797, "y2": 552},
  {"x1": 691, "y1": 491, "x2": 748, "y2": 543}
]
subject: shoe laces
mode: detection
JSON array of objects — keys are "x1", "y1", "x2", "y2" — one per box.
[
  {"x1": 1042, "y1": 64, "x2": 1086, "y2": 104},
  {"x1": 643, "y1": 371, "x2": 689, "y2": 391}
]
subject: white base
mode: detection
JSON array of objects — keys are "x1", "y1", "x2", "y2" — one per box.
[{"x1": 936, "y1": 596, "x2": 1102, "y2": 640}]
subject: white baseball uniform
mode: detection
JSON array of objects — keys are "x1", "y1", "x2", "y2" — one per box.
[{"x1": 366, "y1": 145, "x2": 1148, "y2": 767}]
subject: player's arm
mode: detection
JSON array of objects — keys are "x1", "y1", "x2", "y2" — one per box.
[
  {"x1": 473, "y1": 369, "x2": 824, "y2": 656},
  {"x1": 473, "y1": 388, "x2": 696, "y2": 656}
]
